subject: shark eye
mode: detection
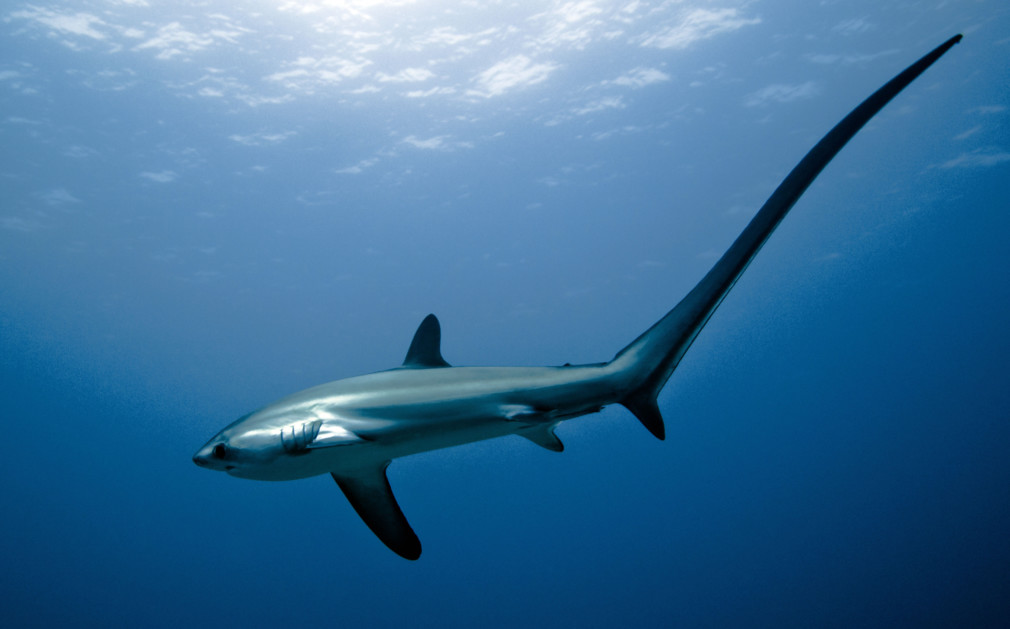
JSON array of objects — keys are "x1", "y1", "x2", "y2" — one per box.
[{"x1": 213, "y1": 443, "x2": 227, "y2": 459}]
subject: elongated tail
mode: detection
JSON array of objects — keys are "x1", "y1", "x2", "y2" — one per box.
[{"x1": 610, "y1": 35, "x2": 963, "y2": 440}]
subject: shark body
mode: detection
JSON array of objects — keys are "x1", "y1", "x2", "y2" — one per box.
[{"x1": 194, "y1": 36, "x2": 962, "y2": 560}]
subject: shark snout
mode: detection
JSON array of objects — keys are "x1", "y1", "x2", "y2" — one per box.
[
  {"x1": 193, "y1": 443, "x2": 233, "y2": 471},
  {"x1": 192, "y1": 445, "x2": 213, "y2": 468}
]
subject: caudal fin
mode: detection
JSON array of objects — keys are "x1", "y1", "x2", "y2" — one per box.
[{"x1": 611, "y1": 35, "x2": 963, "y2": 439}]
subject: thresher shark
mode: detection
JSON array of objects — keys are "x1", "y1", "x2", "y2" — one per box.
[{"x1": 195, "y1": 36, "x2": 962, "y2": 559}]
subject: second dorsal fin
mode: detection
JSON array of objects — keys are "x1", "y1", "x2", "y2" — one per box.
[{"x1": 402, "y1": 314, "x2": 451, "y2": 368}]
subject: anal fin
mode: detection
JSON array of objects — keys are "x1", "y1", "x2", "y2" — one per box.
[
  {"x1": 331, "y1": 463, "x2": 421, "y2": 560},
  {"x1": 520, "y1": 423, "x2": 564, "y2": 452}
]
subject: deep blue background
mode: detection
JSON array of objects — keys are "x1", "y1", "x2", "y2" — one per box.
[{"x1": 2, "y1": 2, "x2": 1008, "y2": 627}]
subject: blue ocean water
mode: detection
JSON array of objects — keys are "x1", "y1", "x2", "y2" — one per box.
[{"x1": 2, "y1": 2, "x2": 1008, "y2": 627}]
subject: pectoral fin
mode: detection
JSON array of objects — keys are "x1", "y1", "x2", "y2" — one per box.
[
  {"x1": 306, "y1": 423, "x2": 364, "y2": 449},
  {"x1": 331, "y1": 464, "x2": 421, "y2": 560}
]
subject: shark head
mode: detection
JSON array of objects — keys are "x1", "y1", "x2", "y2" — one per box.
[
  {"x1": 192, "y1": 411, "x2": 289, "y2": 480},
  {"x1": 194, "y1": 402, "x2": 368, "y2": 480},
  {"x1": 191, "y1": 436, "x2": 241, "y2": 474}
]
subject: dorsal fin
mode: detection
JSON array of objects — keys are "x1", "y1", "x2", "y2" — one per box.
[{"x1": 402, "y1": 314, "x2": 451, "y2": 368}]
